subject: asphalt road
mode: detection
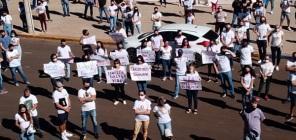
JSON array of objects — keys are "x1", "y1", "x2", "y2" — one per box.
[{"x1": 0, "y1": 38, "x2": 295, "y2": 140}]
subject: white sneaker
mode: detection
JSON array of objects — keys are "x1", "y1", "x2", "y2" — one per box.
[
  {"x1": 123, "y1": 100, "x2": 127, "y2": 105},
  {"x1": 257, "y1": 60, "x2": 262, "y2": 64},
  {"x1": 61, "y1": 133, "x2": 69, "y2": 140},
  {"x1": 114, "y1": 101, "x2": 119, "y2": 105},
  {"x1": 65, "y1": 131, "x2": 73, "y2": 137},
  {"x1": 287, "y1": 27, "x2": 292, "y2": 31},
  {"x1": 275, "y1": 66, "x2": 279, "y2": 71}
]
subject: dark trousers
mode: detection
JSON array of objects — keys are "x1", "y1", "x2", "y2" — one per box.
[
  {"x1": 20, "y1": 14, "x2": 27, "y2": 30},
  {"x1": 113, "y1": 84, "x2": 125, "y2": 101},
  {"x1": 257, "y1": 40, "x2": 267, "y2": 61},
  {"x1": 84, "y1": 3, "x2": 94, "y2": 17},
  {"x1": 125, "y1": 21, "x2": 134, "y2": 36},
  {"x1": 1, "y1": 51, "x2": 8, "y2": 70},
  {"x1": 154, "y1": 51, "x2": 161, "y2": 66},
  {"x1": 45, "y1": 5, "x2": 50, "y2": 20},
  {"x1": 215, "y1": 22, "x2": 225, "y2": 35},
  {"x1": 38, "y1": 13, "x2": 47, "y2": 31},
  {"x1": 207, "y1": 64, "x2": 217, "y2": 78},
  {"x1": 257, "y1": 76, "x2": 272, "y2": 97},
  {"x1": 32, "y1": 116, "x2": 41, "y2": 130},
  {"x1": 241, "y1": 88, "x2": 253, "y2": 110},
  {"x1": 186, "y1": 90, "x2": 198, "y2": 110},
  {"x1": 271, "y1": 47, "x2": 281, "y2": 66}
]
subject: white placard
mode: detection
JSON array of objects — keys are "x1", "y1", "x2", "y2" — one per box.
[
  {"x1": 76, "y1": 61, "x2": 98, "y2": 77},
  {"x1": 179, "y1": 74, "x2": 202, "y2": 90},
  {"x1": 201, "y1": 50, "x2": 216, "y2": 64},
  {"x1": 43, "y1": 63, "x2": 65, "y2": 78},
  {"x1": 137, "y1": 49, "x2": 155, "y2": 63},
  {"x1": 110, "y1": 52, "x2": 129, "y2": 65},
  {"x1": 176, "y1": 48, "x2": 195, "y2": 61},
  {"x1": 106, "y1": 69, "x2": 126, "y2": 84},
  {"x1": 90, "y1": 55, "x2": 111, "y2": 66},
  {"x1": 129, "y1": 64, "x2": 151, "y2": 81},
  {"x1": 82, "y1": 35, "x2": 97, "y2": 45}
]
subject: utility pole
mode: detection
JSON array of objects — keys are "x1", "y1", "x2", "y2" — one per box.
[{"x1": 24, "y1": 0, "x2": 34, "y2": 33}]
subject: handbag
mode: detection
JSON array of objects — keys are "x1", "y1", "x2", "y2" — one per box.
[{"x1": 26, "y1": 123, "x2": 36, "y2": 135}]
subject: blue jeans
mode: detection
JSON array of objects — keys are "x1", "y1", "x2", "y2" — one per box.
[
  {"x1": 109, "y1": 16, "x2": 117, "y2": 32},
  {"x1": 161, "y1": 59, "x2": 171, "y2": 78},
  {"x1": 3, "y1": 24, "x2": 12, "y2": 36},
  {"x1": 219, "y1": 71, "x2": 234, "y2": 96},
  {"x1": 81, "y1": 109, "x2": 98, "y2": 135},
  {"x1": 264, "y1": 0, "x2": 274, "y2": 11},
  {"x1": 134, "y1": 24, "x2": 142, "y2": 34},
  {"x1": 61, "y1": 0, "x2": 70, "y2": 16},
  {"x1": 10, "y1": 66, "x2": 29, "y2": 84},
  {"x1": 174, "y1": 74, "x2": 184, "y2": 96},
  {"x1": 99, "y1": 7, "x2": 109, "y2": 21},
  {"x1": 231, "y1": 13, "x2": 239, "y2": 26},
  {"x1": 20, "y1": 131, "x2": 34, "y2": 140},
  {"x1": 97, "y1": 66, "x2": 106, "y2": 79},
  {"x1": 65, "y1": 63, "x2": 70, "y2": 78},
  {"x1": 136, "y1": 81, "x2": 147, "y2": 92},
  {"x1": 158, "y1": 121, "x2": 172, "y2": 136}
]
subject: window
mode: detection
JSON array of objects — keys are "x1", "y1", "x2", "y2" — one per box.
[
  {"x1": 202, "y1": 30, "x2": 219, "y2": 41},
  {"x1": 159, "y1": 31, "x2": 177, "y2": 41},
  {"x1": 183, "y1": 33, "x2": 199, "y2": 41},
  {"x1": 138, "y1": 32, "x2": 153, "y2": 40}
]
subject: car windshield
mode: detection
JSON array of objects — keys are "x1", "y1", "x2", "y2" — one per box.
[
  {"x1": 202, "y1": 30, "x2": 219, "y2": 41},
  {"x1": 138, "y1": 32, "x2": 153, "y2": 40}
]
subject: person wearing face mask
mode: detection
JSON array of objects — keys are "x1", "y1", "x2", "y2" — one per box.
[
  {"x1": 110, "y1": 42, "x2": 129, "y2": 69},
  {"x1": 174, "y1": 30, "x2": 186, "y2": 48},
  {"x1": 280, "y1": 0, "x2": 292, "y2": 31},
  {"x1": 151, "y1": 29, "x2": 163, "y2": 70},
  {"x1": 0, "y1": 30, "x2": 10, "y2": 71},
  {"x1": 238, "y1": 7, "x2": 252, "y2": 41},
  {"x1": 78, "y1": 81, "x2": 99, "y2": 139},
  {"x1": 132, "y1": 91, "x2": 151, "y2": 140},
  {"x1": 285, "y1": 52, "x2": 296, "y2": 104},
  {"x1": 108, "y1": 0, "x2": 118, "y2": 33},
  {"x1": 253, "y1": 1, "x2": 265, "y2": 25},
  {"x1": 35, "y1": 0, "x2": 47, "y2": 32},
  {"x1": 254, "y1": 16, "x2": 272, "y2": 63},
  {"x1": 111, "y1": 59, "x2": 127, "y2": 105},
  {"x1": 46, "y1": 53, "x2": 65, "y2": 90},
  {"x1": 123, "y1": 6, "x2": 134, "y2": 36},
  {"x1": 268, "y1": 25, "x2": 284, "y2": 71},
  {"x1": 0, "y1": 11, "x2": 12, "y2": 36},
  {"x1": 52, "y1": 81, "x2": 73, "y2": 140},
  {"x1": 257, "y1": 56, "x2": 274, "y2": 101},
  {"x1": 235, "y1": 20, "x2": 247, "y2": 52},
  {"x1": 19, "y1": 88, "x2": 43, "y2": 137},
  {"x1": 221, "y1": 23, "x2": 235, "y2": 67},
  {"x1": 241, "y1": 97, "x2": 265, "y2": 140},
  {"x1": 80, "y1": 29, "x2": 93, "y2": 55},
  {"x1": 57, "y1": 39, "x2": 74, "y2": 81},
  {"x1": 214, "y1": 6, "x2": 227, "y2": 35},
  {"x1": 10, "y1": 30, "x2": 22, "y2": 60},
  {"x1": 186, "y1": 11, "x2": 195, "y2": 25},
  {"x1": 205, "y1": 40, "x2": 219, "y2": 83},
  {"x1": 231, "y1": 0, "x2": 242, "y2": 26},
  {"x1": 240, "y1": 66, "x2": 256, "y2": 112},
  {"x1": 15, "y1": 104, "x2": 35, "y2": 140},
  {"x1": 160, "y1": 40, "x2": 173, "y2": 81},
  {"x1": 133, "y1": 55, "x2": 150, "y2": 92},
  {"x1": 239, "y1": 39, "x2": 254, "y2": 69},
  {"x1": 132, "y1": 7, "x2": 142, "y2": 34},
  {"x1": 174, "y1": 49, "x2": 188, "y2": 99},
  {"x1": 80, "y1": 54, "x2": 95, "y2": 87},
  {"x1": 92, "y1": 41, "x2": 108, "y2": 83},
  {"x1": 151, "y1": 7, "x2": 162, "y2": 30}
]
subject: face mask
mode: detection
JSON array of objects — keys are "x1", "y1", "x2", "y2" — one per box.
[
  {"x1": 11, "y1": 34, "x2": 15, "y2": 37},
  {"x1": 85, "y1": 86, "x2": 90, "y2": 90},
  {"x1": 52, "y1": 58, "x2": 58, "y2": 62},
  {"x1": 24, "y1": 95, "x2": 29, "y2": 98},
  {"x1": 264, "y1": 60, "x2": 269, "y2": 63},
  {"x1": 139, "y1": 95, "x2": 145, "y2": 100}
]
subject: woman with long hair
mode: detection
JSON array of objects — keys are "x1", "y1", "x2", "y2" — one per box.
[
  {"x1": 112, "y1": 59, "x2": 127, "y2": 105},
  {"x1": 132, "y1": 6, "x2": 142, "y2": 34},
  {"x1": 94, "y1": 41, "x2": 108, "y2": 83},
  {"x1": 160, "y1": 40, "x2": 173, "y2": 81},
  {"x1": 15, "y1": 104, "x2": 35, "y2": 140},
  {"x1": 35, "y1": 0, "x2": 47, "y2": 32},
  {"x1": 240, "y1": 65, "x2": 256, "y2": 111},
  {"x1": 134, "y1": 55, "x2": 150, "y2": 92}
]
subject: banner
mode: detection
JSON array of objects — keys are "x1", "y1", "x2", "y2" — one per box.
[
  {"x1": 176, "y1": 48, "x2": 195, "y2": 61},
  {"x1": 137, "y1": 49, "x2": 155, "y2": 63},
  {"x1": 129, "y1": 64, "x2": 151, "y2": 81},
  {"x1": 76, "y1": 61, "x2": 98, "y2": 77},
  {"x1": 90, "y1": 55, "x2": 111, "y2": 66},
  {"x1": 179, "y1": 74, "x2": 202, "y2": 90},
  {"x1": 43, "y1": 63, "x2": 65, "y2": 78},
  {"x1": 110, "y1": 51, "x2": 129, "y2": 65},
  {"x1": 82, "y1": 35, "x2": 97, "y2": 45},
  {"x1": 106, "y1": 69, "x2": 126, "y2": 84},
  {"x1": 201, "y1": 50, "x2": 216, "y2": 64}
]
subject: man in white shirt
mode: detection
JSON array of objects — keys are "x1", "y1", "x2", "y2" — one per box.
[
  {"x1": 52, "y1": 82, "x2": 73, "y2": 140},
  {"x1": 286, "y1": 52, "x2": 296, "y2": 122},
  {"x1": 151, "y1": 7, "x2": 162, "y2": 30},
  {"x1": 1, "y1": 12, "x2": 12, "y2": 36},
  {"x1": 174, "y1": 49, "x2": 188, "y2": 99},
  {"x1": 183, "y1": 0, "x2": 194, "y2": 20},
  {"x1": 150, "y1": 29, "x2": 163, "y2": 69},
  {"x1": 6, "y1": 44, "x2": 30, "y2": 86},
  {"x1": 239, "y1": 39, "x2": 254, "y2": 68},
  {"x1": 257, "y1": 56, "x2": 274, "y2": 101},
  {"x1": 221, "y1": 23, "x2": 235, "y2": 67},
  {"x1": 57, "y1": 39, "x2": 74, "y2": 81},
  {"x1": 78, "y1": 81, "x2": 99, "y2": 139},
  {"x1": 108, "y1": 0, "x2": 118, "y2": 32},
  {"x1": 280, "y1": 0, "x2": 293, "y2": 31}
]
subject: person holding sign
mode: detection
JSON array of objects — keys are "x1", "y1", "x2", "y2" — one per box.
[
  {"x1": 185, "y1": 63, "x2": 201, "y2": 115},
  {"x1": 257, "y1": 56, "x2": 274, "y2": 101},
  {"x1": 174, "y1": 49, "x2": 188, "y2": 99},
  {"x1": 94, "y1": 41, "x2": 108, "y2": 83},
  {"x1": 110, "y1": 43, "x2": 129, "y2": 68},
  {"x1": 240, "y1": 66, "x2": 256, "y2": 112},
  {"x1": 45, "y1": 53, "x2": 65, "y2": 90},
  {"x1": 133, "y1": 55, "x2": 151, "y2": 92},
  {"x1": 57, "y1": 39, "x2": 74, "y2": 81},
  {"x1": 160, "y1": 41, "x2": 173, "y2": 81},
  {"x1": 80, "y1": 29, "x2": 94, "y2": 55},
  {"x1": 111, "y1": 59, "x2": 127, "y2": 105},
  {"x1": 205, "y1": 40, "x2": 219, "y2": 83},
  {"x1": 80, "y1": 54, "x2": 95, "y2": 87}
]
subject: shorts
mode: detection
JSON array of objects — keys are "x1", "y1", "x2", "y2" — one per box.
[
  {"x1": 291, "y1": 94, "x2": 296, "y2": 107},
  {"x1": 281, "y1": 11, "x2": 290, "y2": 20},
  {"x1": 58, "y1": 112, "x2": 69, "y2": 125}
]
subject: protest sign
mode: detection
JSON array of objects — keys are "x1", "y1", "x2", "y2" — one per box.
[
  {"x1": 129, "y1": 64, "x2": 151, "y2": 81},
  {"x1": 76, "y1": 61, "x2": 98, "y2": 77},
  {"x1": 110, "y1": 51, "x2": 129, "y2": 65},
  {"x1": 43, "y1": 63, "x2": 65, "y2": 78},
  {"x1": 176, "y1": 48, "x2": 195, "y2": 61},
  {"x1": 137, "y1": 49, "x2": 155, "y2": 63},
  {"x1": 179, "y1": 74, "x2": 202, "y2": 90},
  {"x1": 82, "y1": 35, "x2": 97, "y2": 45},
  {"x1": 90, "y1": 55, "x2": 111, "y2": 66},
  {"x1": 201, "y1": 50, "x2": 216, "y2": 64},
  {"x1": 106, "y1": 69, "x2": 126, "y2": 84}
]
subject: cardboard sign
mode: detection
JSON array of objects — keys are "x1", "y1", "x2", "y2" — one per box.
[
  {"x1": 106, "y1": 69, "x2": 126, "y2": 84},
  {"x1": 179, "y1": 74, "x2": 202, "y2": 90},
  {"x1": 76, "y1": 61, "x2": 98, "y2": 77},
  {"x1": 201, "y1": 50, "x2": 216, "y2": 64},
  {"x1": 82, "y1": 35, "x2": 97, "y2": 45},
  {"x1": 137, "y1": 49, "x2": 155, "y2": 63},
  {"x1": 176, "y1": 48, "x2": 195, "y2": 61},
  {"x1": 43, "y1": 62, "x2": 65, "y2": 78},
  {"x1": 110, "y1": 51, "x2": 129, "y2": 65},
  {"x1": 129, "y1": 64, "x2": 151, "y2": 81},
  {"x1": 90, "y1": 55, "x2": 111, "y2": 66}
]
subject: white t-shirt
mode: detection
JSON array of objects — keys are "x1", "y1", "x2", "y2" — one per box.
[
  {"x1": 186, "y1": 15, "x2": 195, "y2": 24},
  {"x1": 151, "y1": 35, "x2": 163, "y2": 49},
  {"x1": 19, "y1": 95, "x2": 38, "y2": 117},
  {"x1": 133, "y1": 99, "x2": 151, "y2": 121},
  {"x1": 240, "y1": 45, "x2": 254, "y2": 65},
  {"x1": 256, "y1": 23, "x2": 272, "y2": 40},
  {"x1": 78, "y1": 87, "x2": 96, "y2": 112},
  {"x1": 242, "y1": 73, "x2": 255, "y2": 89},
  {"x1": 52, "y1": 89, "x2": 70, "y2": 114},
  {"x1": 153, "y1": 104, "x2": 171, "y2": 124},
  {"x1": 175, "y1": 35, "x2": 186, "y2": 46},
  {"x1": 57, "y1": 45, "x2": 72, "y2": 59},
  {"x1": 287, "y1": 59, "x2": 296, "y2": 81},
  {"x1": 271, "y1": 31, "x2": 284, "y2": 47},
  {"x1": 7, "y1": 49, "x2": 21, "y2": 67},
  {"x1": 236, "y1": 27, "x2": 247, "y2": 41},
  {"x1": 15, "y1": 113, "x2": 30, "y2": 132},
  {"x1": 254, "y1": 7, "x2": 265, "y2": 24},
  {"x1": 1, "y1": 15, "x2": 12, "y2": 24},
  {"x1": 175, "y1": 56, "x2": 188, "y2": 75},
  {"x1": 36, "y1": 5, "x2": 46, "y2": 14},
  {"x1": 95, "y1": 48, "x2": 108, "y2": 57},
  {"x1": 260, "y1": 62, "x2": 274, "y2": 76},
  {"x1": 116, "y1": 28, "x2": 127, "y2": 38},
  {"x1": 108, "y1": 5, "x2": 118, "y2": 17},
  {"x1": 214, "y1": 54, "x2": 231, "y2": 73},
  {"x1": 160, "y1": 46, "x2": 172, "y2": 60},
  {"x1": 133, "y1": 13, "x2": 142, "y2": 25},
  {"x1": 152, "y1": 12, "x2": 162, "y2": 27},
  {"x1": 221, "y1": 30, "x2": 235, "y2": 48}
]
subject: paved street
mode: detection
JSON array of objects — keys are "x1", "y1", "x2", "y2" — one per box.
[{"x1": 0, "y1": 38, "x2": 295, "y2": 140}]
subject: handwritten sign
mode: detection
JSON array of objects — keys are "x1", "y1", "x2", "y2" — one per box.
[
  {"x1": 176, "y1": 48, "x2": 195, "y2": 61},
  {"x1": 90, "y1": 55, "x2": 111, "y2": 66},
  {"x1": 201, "y1": 50, "x2": 216, "y2": 64},
  {"x1": 82, "y1": 35, "x2": 96, "y2": 45},
  {"x1": 179, "y1": 74, "x2": 202, "y2": 90},
  {"x1": 130, "y1": 64, "x2": 151, "y2": 81},
  {"x1": 76, "y1": 61, "x2": 98, "y2": 77},
  {"x1": 110, "y1": 51, "x2": 129, "y2": 65},
  {"x1": 43, "y1": 62, "x2": 65, "y2": 78},
  {"x1": 137, "y1": 49, "x2": 155, "y2": 63},
  {"x1": 106, "y1": 69, "x2": 126, "y2": 84}
]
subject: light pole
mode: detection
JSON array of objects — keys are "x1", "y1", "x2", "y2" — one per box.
[{"x1": 24, "y1": 0, "x2": 34, "y2": 33}]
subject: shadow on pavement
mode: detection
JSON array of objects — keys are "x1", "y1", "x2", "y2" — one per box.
[
  {"x1": 162, "y1": 12, "x2": 182, "y2": 17},
  {"x1": 49, "y1": 115, "x2": 81, "y2": 136},
  {"x1": 92, "y1": 24, "x2": 110, "y2": 32},
  {"x1": 150, "y1": 95, "x2": 187, "y2": 110},
  {"x1": 199, "y1": 97, "x2": 241, "y2": 112},
  {"x1": 162, "y1": 20, "x2": 176, "y2": 24},
  {"x1": 0, "y1": 136, "x2": 10, "y2": 140},
  {"x1": 1, "y1": 118, "x2": 20, "y2": 134},
  {"x1": 137, "y1": 1, "x2": 156, "y2": 6},
  {"x1": 147, "y1": 84, "x2": 174, "y2": 97},
  {"x1": 264, "y1": 119, "x2": 296, "y2": 132},
  {"x1": 28, "y1": 85, "x2": 52, "y2": 99},
  {"x1": 101, "y1": 122, "x2": 133, "y2": 140},
  {"x1": 49, "y1": 10, "x2": 64, "y2": 16},
  {"x1": 190, "y1": 134, "x2": 215, "y2": 140},
  {"x1": 39, "y1": 117, "x2": 60, "y2": 138},
  {"x1": 286, "y1": 39, "x2": 296, "y2": 44},
  {"x1": 258, "y1": 105, "x2": 288, "y2": 117},
  {"x1": 102, "y1": 88, "x2": 136, "y2": 102}
]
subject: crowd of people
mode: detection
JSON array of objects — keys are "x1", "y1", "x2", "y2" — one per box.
[{"x1": 0, "y1": 0, "x2": 296, "y2": 140}]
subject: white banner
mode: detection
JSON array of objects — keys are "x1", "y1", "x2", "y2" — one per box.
[
  {"x1": 43, "y1": 63, "x2": 65, "y2": 78},
  {"x1": 76, "y1": 61, "x2": 98, "y2": 77},
  {"x1": 106, "y1": 69, "x2": 126, "y2": 84},
  {"x1": 176, "y1": 48, "x2": 195, "y2": 61},
  {"x1": 201, "y1": 50, "x2": 216, "y2": 64},
  {"x1": 90, "y1": 55, "x2": 111, "y2": 66},
  {"x1": 137, "y1": 49, "x2": 155, "y2": 63},
  {"x1": 110, "y1": 52, "x2": 129, "y2": 65},
  {"x1": 130, "y1": 64, "x2": 151, "y2": 81},
  {"x1": 82, "y1": 35, "x2": 97, "y2": 45},
  {"x1": 179, "y1": 74, "x2": 202, "y2": 90}
]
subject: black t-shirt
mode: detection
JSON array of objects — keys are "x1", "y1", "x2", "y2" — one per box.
[{"x1": 99, "y1": 0, "x2": 107, "y2": 7}]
